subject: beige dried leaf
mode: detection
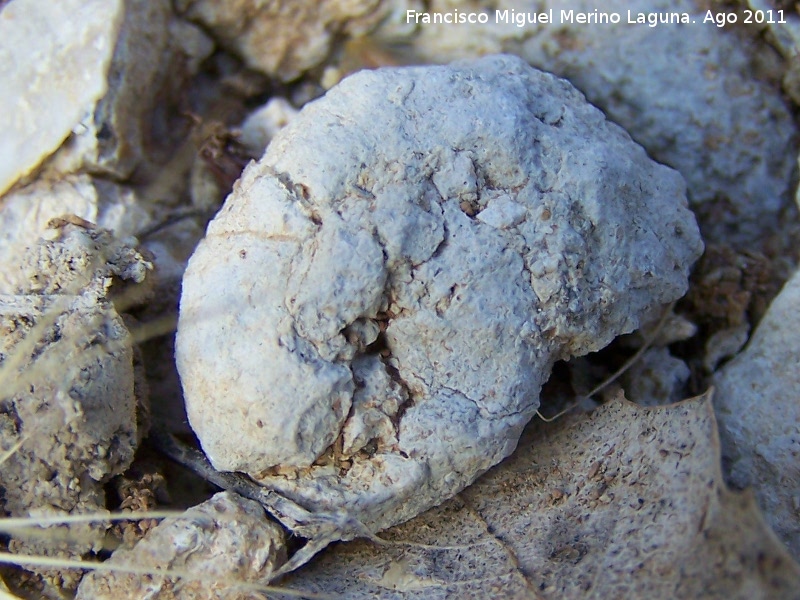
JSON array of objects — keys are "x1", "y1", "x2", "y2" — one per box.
[
  {"x1": 279, "y1": 497, "x2": 538, "y2": 599},
  {"x1": 281, "y1": 392, "x2": 800, "y2": 599}
]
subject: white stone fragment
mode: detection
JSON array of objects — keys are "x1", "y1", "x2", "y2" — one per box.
[
  {"x1": 1, "y1": 0, "x2": 214, "y2": 191},
  {"x1": 714, "y1": 268, "x2": 800, "y2": 555},
  {"x1": 40, "y1": 0, "x2": 214, "y2": 182},
  {"x1": 76, "y1": 491, "x2": 287, "y2": 599},
  {"x1": 476, "y1": 193, "x2": 528, "y2": 230},
  {"x1": 0, "y1": 0, "x2": 123, "y2": 195},
  {"x1": 0, "y1": 175, "x2": 153, "y2": 293},
  {"x1": 239, "y1": 98, "x2": 299, "y2": 158},
  {"x1": 174, "y1": 0, "x2": 390, "y2": 81},
  {"x1": 176, "y1": 55, "x2": 703, "y2": 535},
  {"x1": 77, "y1": 0, "x2": 178, "y2": 179}
]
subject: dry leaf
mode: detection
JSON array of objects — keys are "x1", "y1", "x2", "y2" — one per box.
[
  {"x1": 280, "y1": 392, "x2": 800, "y2": 599},
  {"x1": 277, "y1": 496, "x2": 538, "y2": 599}
]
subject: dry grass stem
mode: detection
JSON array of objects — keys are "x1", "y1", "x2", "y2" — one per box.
[{"x1": 0, "y1": 552, "x2": 329, "y2": 599}]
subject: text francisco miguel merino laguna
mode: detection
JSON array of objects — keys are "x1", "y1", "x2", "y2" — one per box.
[{"x1": 406, "y1": 8, "x2": 696, "y2": 27}]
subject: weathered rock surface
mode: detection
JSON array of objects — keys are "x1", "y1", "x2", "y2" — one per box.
[
  {"x1": 177, "y1": 54, "x2": 703, "y2": 536},
  {"x1": 173, "y1": 0, "x2": 389, "y2": 81},
  {"x1": 0, "y1": 175, "x2": 153, "y2": 293},
  {"x1": 0, "y1": 293, "x2": 134, "y2": 591},
  {"x1": 0, "y1": 0, "x2": 214, "y2": 195},
  {"x1": 76, "y1": 491, "x2": 287, "y2": 600},
  {"x1": 238, "y1": 97, "x2": 299, "y2": 158},
  {"x1": 0, "y1": 0, "x2": 123, "y2": 195},
  {"x1": 744, "y1": 0, "x2": 800, "y2": 105},
  {"x1": 413, "y1": 0, "x2": 796, "y2": 249},
  {"x1": 49, "y1": 0, "x2": 210, "y2": 181},
  {"x1": 714, "y1": 268, "x2": 800, "y2": 555},
  {"x1": 0, "y1": 223, "x2": 151, "y2": 590}
]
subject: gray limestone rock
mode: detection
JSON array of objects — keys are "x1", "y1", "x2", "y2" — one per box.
[
  {"x1": 176, "y1": 55, "x2": 703, "y2": 536},
  {"x1": 0, "y1": 0, "x2": 213, "y2": 195},
  {"x1": 621, "y1": 347, "x2": 692, "y2": 407},
  {"x1": 714, "y1": 268, "x2": 800, "y2": 555},
  {"x1": 39, "y1": 0, "x2": 215, "y2": 184},
  {"x1": 414, "y1": 0, "x2": 796, "y2": 249}
]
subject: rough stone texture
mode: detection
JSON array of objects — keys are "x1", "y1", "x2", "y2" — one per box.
[
  {"x1": 176, "y1": 55, "x2": 702, "y2": 535},
  {"x1": 173, "y1": 0, "x2": 389, "y2": 81},
  {"x1": 15, "y1": 223, "x2": 152, "y2": 297},
  {"x1": 713, "y1": 268, "x2": 800, "y2": 555},
  {"x1": 76, "y1": 491, "x2": 287, "y2": 600},
  {"x1": 704, "y1": 322, "x2": 750, "y2": 373},
  {"x1": 90, "y1": 0, "x2": 182, "y2": 179},
  {"x1": 0, "y1": 175, "x2": 153, "y2": 293},
  {"x1": 0, "y1": 0, "x2": 214, "y2": 195},
  {"x1": 51, "y1": 0, "x2": 179, "y2": 179},
  {"x1": 39, "y1": 0, "x2": 214, "y2": 183},
  {"x1": 620, "y1": 347, "x2": 691, "y2": 407},
  {"x1": 0, "y1": 296, "x2": 131, "y2": 518},
  {"x1": 745, "y1": 0, "x2": 800, "y2": 105},
  {"x1": 0, "y1": 223, "x2": 151, "y2": 590},
  {"x1": 412, "y1": 0, "x2": 796, "y2": 249},
  {"x1": 0, "y1": 0, "x2": 123, "y2": 195}
]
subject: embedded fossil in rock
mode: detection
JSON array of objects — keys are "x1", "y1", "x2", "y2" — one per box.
[{"x1": 176, "y1": 54, "x2": 703, "y2": 538}]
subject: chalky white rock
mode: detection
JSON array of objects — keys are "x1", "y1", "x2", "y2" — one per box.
[
  {"x1": 177, "y1": 55, "x2": 703, "y2": 535},
  {"x1": 0, "y1": 0, "x2": 122, "y2": 195}
]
